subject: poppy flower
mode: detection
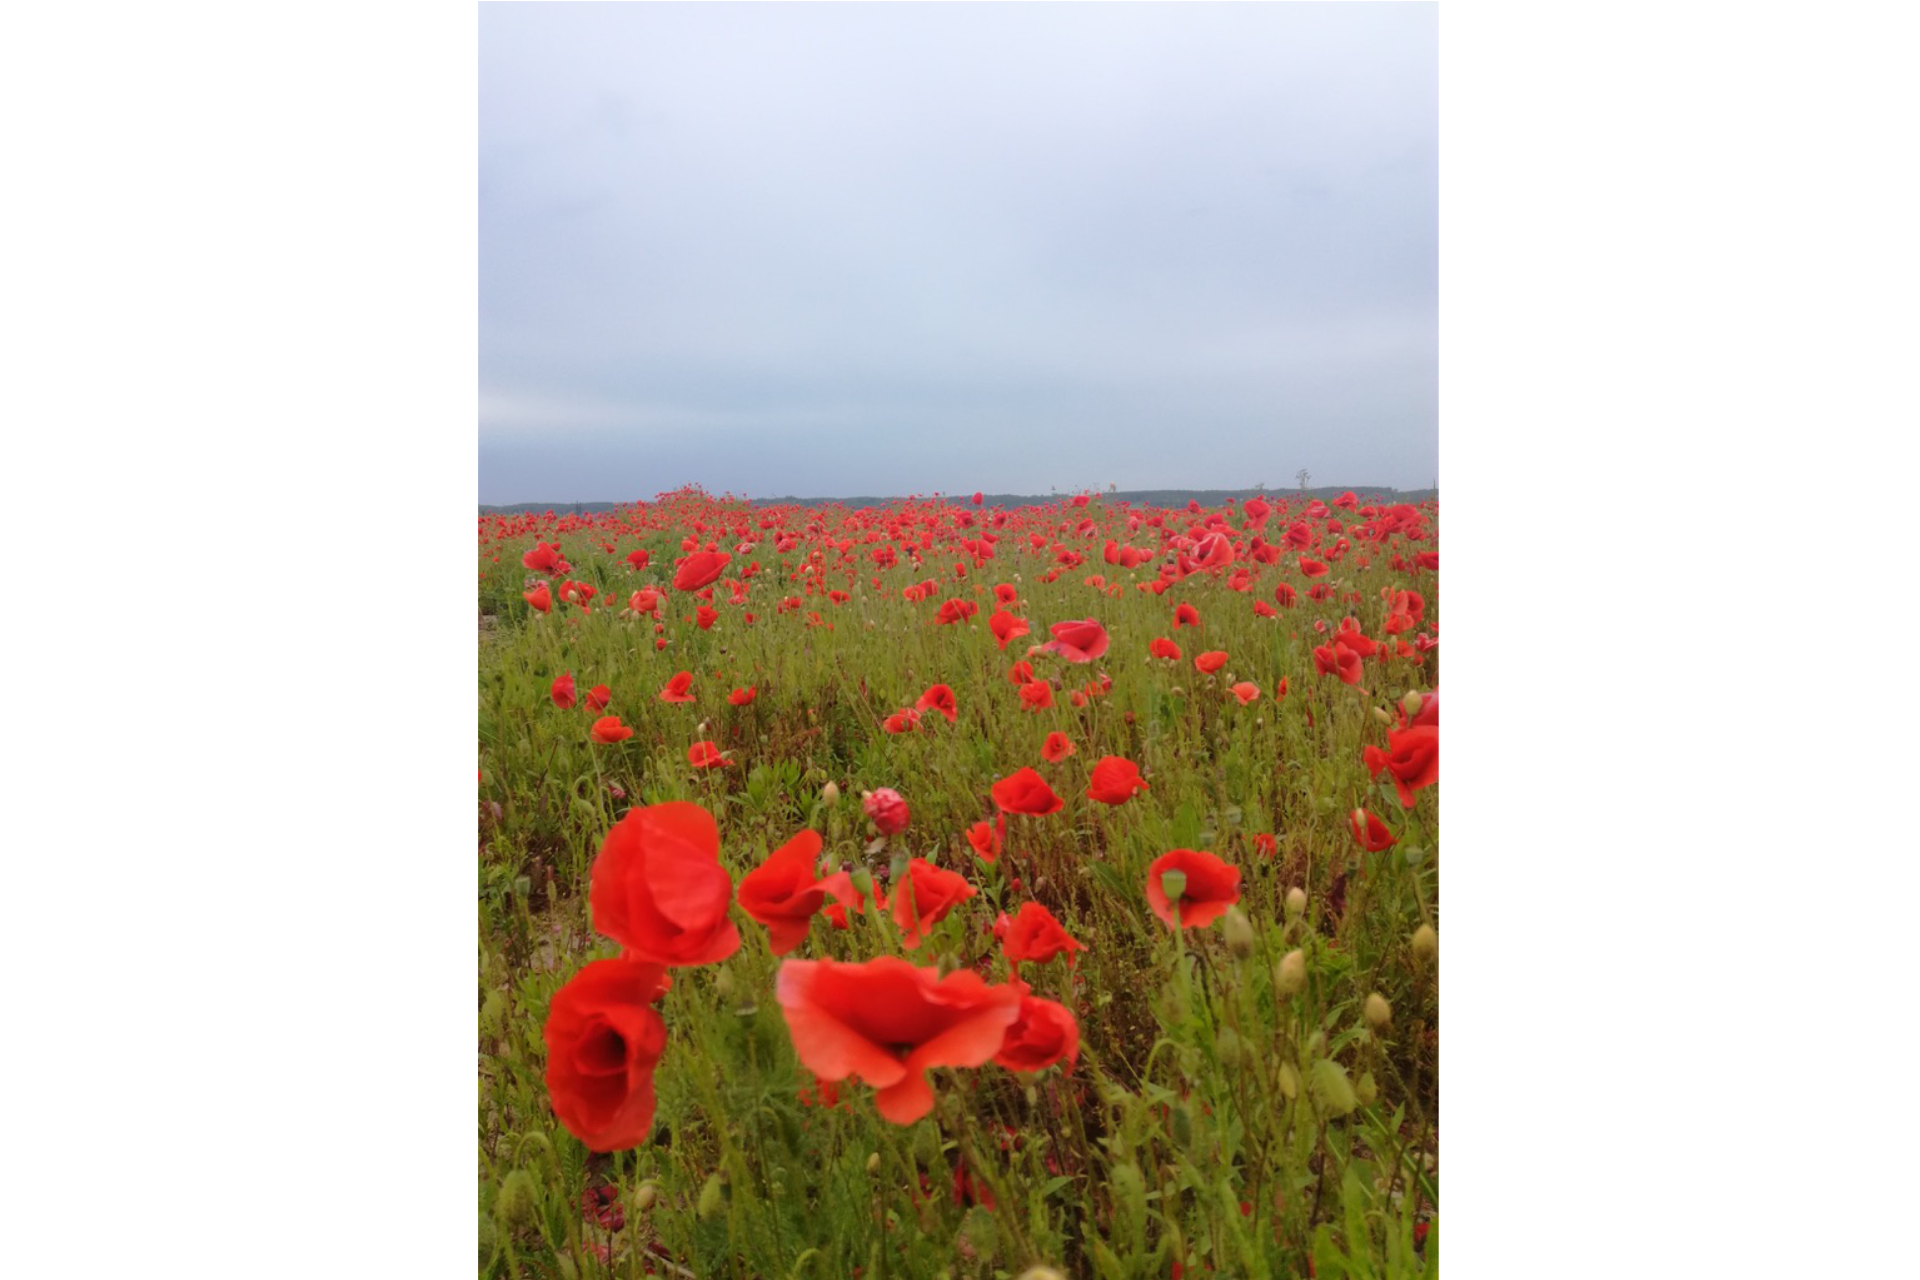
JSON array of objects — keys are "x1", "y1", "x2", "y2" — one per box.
[
  {"x1": 935, "y1": 598, "x2": 978, "y2": 625},
  {"x1": 672, "y1": 550, "x2": 731, "y2": 592},
  {"x1": 1173, "y1": 603, "x2": 1200, "y2": 629},
  {"x1": 863, "y1": 787, "x2": 911, "y2": 836},
  {"x1": 1230, "y1": 682, "x2": 1260, "y2": 705},
  {"x1": 1298, "y1": 557, "x2": 1328, "y2": 578},
  {"x1": 543, "y1": 957, "x2": 669, "y2": 1152},
  {"x1": 1018, "y1": 680, "x2": 1054, "y2": 712},
  {"x1": 993, "y1": 994, "x2": 1080, "y2": 1073},
  {"x1": 1007, "y1": 660, "x2": 1034, "y2": 685},
  {"x1": 624, "y1": 548, "x2": 651, "y2": 572},
  {"x1": 993, "y1": 584, "x2": 1019, "y2": 606},
  {"x1": 551, "y1": 671, "x2": 577, "y2": 710},
  {"x1": 1034, "y1": 617, "x2": 1109, "y2": 662},
  {"x1": 736, "y1": 829, "x2": 862, "y2": 956},
  {"x1": 1397, "y1": 690, "x2": 1439, "y2": 729},
  {"x1": 1086, "y1": 756, "x2": 1149, "y2": 806},
  {"x1": 1273, "y1": 583, "x2": 1297, "y2": 608},
  {"x1": 915, "y1": 684, "x2": 958, "y2": 724},
  {"x1": 585, "y1": 684, "x2": 612, "y2": 713},
  {"x1": 1312, "y1": 642, "x2": 1365, "y2": 688},
  {"x1": 1194, "y1": 651, "x2": 1228, "y2": 675},
  {"x1": 728, "y1": 686, "x2": 757, "y2": 707},
  {"x1": 966, "y1": 818, "x2": 1003, "y2": 864},
  {"x1": 891, "y1": 858, "x2": 976, "y2": 950},
  {"x1": 988, "y1": 610, "x2": 1030, "y2": 650},
  {"x1": 658, "y1": 671, "x2": 695, "y2": 703},
  {"x1": 991, "y1": 767, "x2": 1064, "y2": 816},
  {"x1": 1364, "y1": 726, "x2": 1438, "y2": 808},
  {"x1": 1041, "y1": 731, "x2": 1075, "y2": 762},
  {"x1": 695, "y1": 605, "x2": 720, "y2": 630},
  {"x1": 774, "y1": 957, "x2": 1023, "y2": 1123},
  {"x1": 590, "y1": 715, "x2": 634, "y2": 744},
  {"x1": 1000, "y1": 901, "x2": 1084, "y2": 967},
  {"x1": 589, "y1": 801, "x2": 740, "y2": 967},
  {"x1": 1149, "y1": 637, "x2": 1182, "y2": 660},
  {"x1": 882, "y1": 709, "x2": 923, "y2": 735},
  {"x1": 523, "y1": 583, "x2": 552, "y2": 613},
  {"x1": 1144, "y1": 849, "x2": 1242, "y2": 931},
  {"x1": 687, "y1": 740, "x2": 728, "y2": 769},
  {"x1": 1348, "y1": 808, "x2": 1396, "y2": 852},
  {"x1": 1252, "y1": 832, "x2": 1278, "y2": 858},
  {"x1": 523, "y1": 541, "x2": 564, "y2": 574}
]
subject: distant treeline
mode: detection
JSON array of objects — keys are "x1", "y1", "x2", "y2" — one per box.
[{"x1": 480, "y1": 487, "x2": 1435, "y2": 516}]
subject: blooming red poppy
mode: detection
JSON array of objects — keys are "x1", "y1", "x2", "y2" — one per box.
[
  {"x1": 585, "y1": 684, "x2": 612, "y2": 713},
  {"x1": 736, "y1": 829, "x2": 862, "y2": 956},
  {"x1": 1086, "y1": 756, "x2": 1149, "y2": 806},
  {"x1": 993, "y1": 993, "x2": 1080, "y2": 1073},
  {"x1": 523, "y1": 583, "x2": 552, "y2": 614},
  {"x1": 1252, "y1": 832, "x2": 1278, "y2": 858},
  {"x1": 1018, "y1": 680, "x2": 1054, "y2": 712},
  {"x1": 695, "y1": 605, "x2": 720, "y2": 630},
  {"x1": 590, "y1": 715, "x2": 634, "y2": 744},
  {"x1": 1252, "y1": 600, "x2": 1278, "y2": 618},
  {"x1": 672, "y1": 550, "x2": 731, "y2": 592},
  {"x1": 1298, "y1": 557, "x2": 1328, "y2": 578},
  {"x1": 992, "y1": 767, "x2": 1063, "y2": 816},
  {"x1": 882, "y1": 709, "x2": 922, "y2": 735},
  {"x1": 1144, "y1": 849, "x2": 1241, "y2": 931},
  {"x1": 1173, "y1": 603, "x2": 1201, "y2": 629},
  {"x1": 864, "y1": 787, "x2": 911, "y2": 835},
  {"x1": 1041, "y1": 731, "x2": 1075, "y2": 762},
  {"x1": 1364, "y1": 726, "x2": 1438, "y2": 808},
  {"x1": 915, "y1": 684, "x2": 958, "y2": 724},
  {"x1": 988, "y1": 610, "x2": 1029, "y2": 650},
  {"x1": 1000, "y1": 901, "x2": 1084, "y2": 967},
  {"x1": 624, "y1": 548, "x2": 651, "y2": 572},
  {"x1": 523, "y1": 541, "x2": 565, "y2": 574},
  {"x1": 1348, "y1": 808, "x2": 1396, "y2": 852},
  {"x1": 891, "y1": 857, "x2": 976, "y2": 949},
  {"x1": 728, "y1": 686, "x2": 757, "y2": 706},
  {"x1": 543, "y1": 957, "x2": 669, "y2": 1151},
  {"x1": 966, "y1": 818, "x2": 1004, "y2": 864},
  {"x1": 1034, "y1": 617, "x2": 1109, "y2": 662},
  {"x1": 1194, "y1": 651, "x2": 1228, "y2": 675},
  {"x1": 658, "y1": 671, "x2": 695, "y2": 703},
  {"x1": 993, "y1": 584, "x2": 1019, "y2": 606},
  {"x1": 687, "y1": 740, "x2": 728, "y2": 769},
  {"x1": 1006, "y1": 660, "x2": 1034, "y2": 686},
  {"x1": 1276, "y1": 676, "x2": 1289, "y2": 698},
  {"x1": 774, "y1": 957, "x2": 1023, "y2": 1123},
  {"x1": 589, "y1": 801, "x2": 740, "y2": 967},
  {"x1": 1312, "y1": 642, "x2": 1365, "y2": 688},
  {"x1": 1148, "y1": 637, "x2": 1182, "y2": 661},
  {"x1": 628, "y1": 588, "x2": 662, "y2": 616},
  {"x1": 1230, "y1": 681, "x2": 1260, "y2": 705},
  {"x1": 1397, "y1": 690, "x2": 1439, "y2": 729},
  {"x1": 551, "y1": 671, "x2": 577, "y2": 710},
  {"x1": 1273, "y1": 583, "x2": 1297, "y2": 608}
]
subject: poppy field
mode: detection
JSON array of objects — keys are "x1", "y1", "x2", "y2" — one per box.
[{"x1": 478, "y1": 486, "x2": 1439, "y2": 1279}]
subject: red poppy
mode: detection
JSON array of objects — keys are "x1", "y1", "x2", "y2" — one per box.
[
  {"x1": 523, "y1": 541, "x2": 565, "y2": 574},
  {"x1": 728, "y1": 686, "x2": 757, "y2": 706},
  {"x1": 991, "y1": 767, "x2": 1064, "y2": 816},
  {"x1": 1194, "y1": 651, "x2": 1228, "y2": 675},
  {"x1": 1000, "y1": 901, "x2": 1084, "y2": 967},
  {"x1": 628, "y1": 588, "x2": 662, "y2": 616},
  {"x1": 589, "y1": 802, "x2": 740, "y2": 967},
  {"x1": 934, "y1": 598, "x2": 979, "y2": 625},
  {"x1": 658, "y1": 671, "x2": 695, "y2": 703},
  {"x1": 736, "y1": 829, "x2": 862, "y2": 956},
  {"x1": 551, "y1": 671, "x2": 577, "y2": 710},
  {"x1": 1148, "y1": 637, "x2": 1182, "y2": 661},
  {"x1": 891, "y1": 857, "x2": 976, "y2": 949},
  {"x1": 585, "y1": 684, "x2": 612, "y2": 713},
  {"x1": 543, "y1": 957, "x2": 669, "y2": 1152},
  {"x1": 1018, "y1": 680, "x2": 1054, "y2": 712},
  {"x1": 1312, "y1": 642, "x2": 1365, "y2": 688},
  {"x1": 687, "y1": 740, "x2": 728, "y2": 769},
  {"x1": 672, "y1": 550, "x2": 731, "y2": 592},
  {"x1": 863, "y1": 787, "x2": 911, "y2": 836},
  {"x1": 1273, "y1": 583, "x2": 1297, "y2": 608},
  {"x1": 1348, "y1": 808, "x2": 1396, "y2": 852},
  {"x1": 1252, "y1": 832, "x2": 1278, "y2": 858},
  {"x1": 882, "y1": 709, "x2": 923, "y2": 735},
  {"x1": 695, "y1": 605, "x2": 720, "y2": 630},
  {"x1": 1006, "y1": 660, "x2": 1034, "y2": 685},
  {"x1": 1298, "y1": 557, "x2": 1328, "y2": 578},
  {"x1": 915, "y1": 684, "x2": 958, "y2": 724},
  {"x1": 775, "y1": 957, "x2": 1024, "y2": 1123},
  {"x1": 624, "y1": 548, "x2": 651, "y2": 572},
  {"x1": 1364, "y1": 726, "x2": 1438, "y2": 808},
  {"x1": 1229, "y1": 681, "x2": 1260, "y2": 705},
  {"x1": 993, "y1": 993, "x2": 1080, "y2": 1073},
  {"x1": 988, "y1": 610, "x2": 1030, "y2": 650},
  {"x1": 523, "y1": 583, "x2": 552, "y2": 613},
  {"x1": 993, "y1": 584, "x2": 1019, "y2": 606},
  {"x1": 1041, "y1": 731, "x2": 1075, "y2": 762},
  {"x1": 590, "y1": 715, "x2": 634, "y2": 744},
  {"x1": 1086, "y1": 756, "x2": 1149, "y2": 806},
  {"x1": 966, "y1": 818, "x2": 1004, "y2": 864},
  {"x1": 1034, "y1": 617, "x2": 1109, "y2": 663},
  {"x1": 1144, "y1": 849, "x2": 1241, "y2": 931},
  {"x1": 1397, "y1": 690, "x2": 1439, "y2": 729},
  {"x1": 1172, "y1": 603, "x2": 1201, "y2": 629}
]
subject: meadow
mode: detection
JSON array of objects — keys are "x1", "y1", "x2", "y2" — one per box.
[{"x1": 478, "y1": 487, "x2": 1438, "y2": 1279}]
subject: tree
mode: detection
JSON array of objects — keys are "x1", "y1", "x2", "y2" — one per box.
[{"x1": 1295, "y1": 468, "x2": 1312, "y2": 492}]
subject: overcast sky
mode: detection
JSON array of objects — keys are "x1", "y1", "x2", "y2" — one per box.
[{"x1": 479, "y1": 3, "x2": 1436, "y2": 504}]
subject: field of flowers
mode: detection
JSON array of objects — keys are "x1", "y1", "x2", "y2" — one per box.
[{"x1": 478, "y1": 486, "x2": 1438, "y2": 1280}]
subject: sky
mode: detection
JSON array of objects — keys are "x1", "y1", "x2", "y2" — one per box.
[{"x1": 479, "y1": 3, "x2": 1437, "y2": 505}]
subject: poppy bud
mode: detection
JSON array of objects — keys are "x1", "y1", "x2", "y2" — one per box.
[
  {"x1": 713, "y1": 968, "x2": 735, "y2": 998},
  {"x1": 1017, "y1": 1268, "x2": 1067, "y2": 1280},
  {"x1": 1356, "y1": 1070, "x2": 1379, "y2": 1106},
  {"x1": 1402, "y1": 689, "x2": 1425, "y2": 719},
  {"x1": 1222, "y1": 907, "x2": 1255, "y2": 959},
  {"x1": 697, "y1": 1172, "x2": 725, "y2": 1220},
  {"x1": 1364, "y1": 992, "x2": 1392, "y2": 1031},
  {"x1": 632, "y1": 1181, "x2": 658, "y2": 1213},
  {"x1": 850, "y1": 867, "x2": 874, "y2": 897},
  {"x1": 495, "y1": 1170, "x2": 538, "y2": 1229},
  {"x1": 1411, "y1": 923, "x2": 1438, "y2": 967},
  {"x1": 1275, "y1": 948, "x2": 1306, "y2": 997},
  {"x1": 865, "y1": 1152, "x2": 881, "y2": 1175},
  {"x1": 1285, "y1": 886, "x2": 1307, "y2": 919},
  {"x1": 1372, "y1": 706, "x2": 1395, "y2": 725},
  {"x1": 821, "y1": 781, "x2": 840, "y2": 807},
  {"x1": 1276, "y1": 1061, "x2": 1301, "y2": 1100}
]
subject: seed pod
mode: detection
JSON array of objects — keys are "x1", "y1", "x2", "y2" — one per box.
[
  {"x1": 822, "y1": 780, "x2": 841, "y2": 807},
  {"x1": 1274, "y1": 949, "x2": 1306, "y2": 998},
  {"x1": 1411, "y1": 923, "x2": 1438, "y2": 967},
  {"x1": 1222, "y1": 907, "x2": 1256, "y2": 959},
  {"x1": 1284, "y1": 886, "x2": 1307, "y2": 919},
  {"x1": 632, "y1": 1182, "x2": 658, "y2": 1213},
  {"x1": 1364, "y1": 992, "x2": 1393, "y2": 1031}
]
